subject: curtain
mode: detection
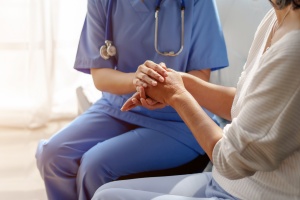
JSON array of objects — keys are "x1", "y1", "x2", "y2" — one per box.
[{"x1": 0, "y1": 0, "x2": 90, "y2": 129}]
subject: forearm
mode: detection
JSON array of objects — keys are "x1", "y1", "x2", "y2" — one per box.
[
  {"x1": 181, "y1": 73, "x2": 235, "y2": 121},
  {"x1": 187, "y1": 69, "x2": 211, "y2": 82},
  {"x1": 91, "y1": 68, "x2": 136, "y2": 95},
  {"x1": 169, "y1": 90, "x2": 223, "y2": 161}
]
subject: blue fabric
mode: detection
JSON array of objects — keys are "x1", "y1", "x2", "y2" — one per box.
[
  {"x1": 36, "y1": 108, "x2": 200, "y2": 200},
  {"x1": 73, "y1": 0, "x2": 229, "y2": 155},
  {"x1": 91, "y1": 172, "x2": 238, "y2": 200},
  {"x1": 74, "y1": 0, "x2": 228, "y2": 73},
  {"x1": 95, "y1": 92, "x2": 208, "y2": 155},
  {"x1": 36, "y1": 0, "x2": 229, "y2": 199}
]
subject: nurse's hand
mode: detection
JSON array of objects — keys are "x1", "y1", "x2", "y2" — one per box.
[
  {"x1": 121, "y1": 87, "x2": 167, "y2": 111},
  {"x1": 133, "y1": 61, "x2": 168, "y2": 88}
]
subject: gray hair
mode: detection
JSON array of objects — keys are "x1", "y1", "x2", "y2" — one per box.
[{"x1": 270, "y1": 0, "x2": 300, "y2": 9}]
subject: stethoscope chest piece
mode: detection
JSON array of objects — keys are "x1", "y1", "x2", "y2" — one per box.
[{"x1": 100, "y1": 40, "x2": 117, "y2": 60}]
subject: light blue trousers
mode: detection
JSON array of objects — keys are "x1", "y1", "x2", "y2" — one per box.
[
  {"x1": 35, "y1": 108, "x2": 201, "y2": 200},
  {"x1": 92, "y1": 172, "x2": 238, "y2": 200}
]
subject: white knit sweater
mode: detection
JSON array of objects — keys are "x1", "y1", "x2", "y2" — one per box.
[{"x1": 212, "y1": 9, "x2": 300, "y2": 200}]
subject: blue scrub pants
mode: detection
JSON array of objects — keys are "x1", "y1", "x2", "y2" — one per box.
[{"x1": 35, "y1": 108, "x2": 200, "y2": 200}]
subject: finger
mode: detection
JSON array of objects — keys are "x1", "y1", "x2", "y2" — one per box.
[
  {"x1": 131, "y1": 98, "x2": 141, "y2": 105},
  {"x1": 145, "y1": 98, "x2": 158, "y2": 105},
  {"x1": 121, "y1": 92, "x2": 141, "y2": 111},
  {"x1": 133, "y1": 79, "x2": 148, "y2": 88},
  {"x1": 158, "y1": 62, "x2": 168, "y2": 76},
  {"x1": 140, "y1": 98, "x2": 155, "y2": 110},
  {"x1": 136, "y1": 71, "x2": 158, "y2": 86},
  {"x1": 143, "y1": 61, "x2": 166, "y2": 82},
  {"x1": 121, "y1": 98, "x2": 137, "y2": 111},
  {"x1": 144, "y1": 60, "x2": 167, "y2": 75},
  {"x1": 140, "y1": 98, "x2": 166, "y2": 110},
  {"x1": 121, "y1": 103, "x2": 137, "y2": 111},
  {"x1": 139, "y1": 86, "x2": 146, "y2": 99}
]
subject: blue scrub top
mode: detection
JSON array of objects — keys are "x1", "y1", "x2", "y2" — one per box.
[{"x1": 74, "y1": 0, "x2": 228, "y2": 154}]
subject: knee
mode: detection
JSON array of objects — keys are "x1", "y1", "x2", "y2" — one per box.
[
  {"x1": 77, "y1": 152, "x2": 119, "y2": 198},
  {"x1": 35, "y1": 139, "x2": 51, "y2": 172},
  {"x1": 35, "y1": 139, "x2": 69, "y2": 177},
  {"x1": 78, "y1": 150, "x2": 119, "y2": 186}
]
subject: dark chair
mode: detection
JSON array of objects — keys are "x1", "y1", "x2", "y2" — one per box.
[{"x1": 118, "y1": 153, "x2": 210, "y2": 180}]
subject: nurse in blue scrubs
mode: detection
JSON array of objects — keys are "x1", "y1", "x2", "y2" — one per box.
[{"x1": 35, "y1": 0, "x2": 228, "y2": 199}]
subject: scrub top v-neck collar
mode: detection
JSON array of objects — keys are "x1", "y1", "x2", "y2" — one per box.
[
  {"x1": 129, "y1": 0, "x2": 156, "y2": 21},
  {"x1": 129, "y1": 0, "x2": 150, "y2": 13}
]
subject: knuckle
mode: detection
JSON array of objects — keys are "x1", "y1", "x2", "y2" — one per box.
[
  {"x1": 141, "y1": 74, "x2": 147, "y2": 80},
  {"x1": 146, "y1": 68, "x2": 152, "y2": 74},
  {"x1": 144, "y1": 60, "x2": 151, "y2": 65},
  {"x1": 137, "y1": 65, "x2": 143, "y2": 71}
]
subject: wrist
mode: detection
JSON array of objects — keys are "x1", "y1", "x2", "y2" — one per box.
[
  {"x1": 129, "y1": 72, "x2": 139, "y2": 92},
  {"x1": 167, "y1": 88, "x2": 190, "y2": 108}
]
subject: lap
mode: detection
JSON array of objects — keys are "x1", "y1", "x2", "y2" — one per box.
[
  {"x1": 43, "y1": 107, "x2": 201, "y2": 174},
  {"x1": 93, "y1": 188, "x2": 218, "y2": 200},
  {"x1": 92, "y1": 173, "x2": 216, "y2": 200},
  {"x1": 40, "y1": 106, "x2": 207, "y2": 178},
  {"x1": 93, "y1": 173, "x2": 236, "y2": 200},
  {"x1": 102, "y1": 173, "x2": 211, "y2": 195},
  {"x1": 43, "y1": 109, "x2": 137, "y2": 153},
  {"x1": 82, "y1": 128, "x2": 200, "y2": 174}
]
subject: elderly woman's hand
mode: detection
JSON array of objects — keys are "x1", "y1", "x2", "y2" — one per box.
[
  {"x1": 121, "y1": 88, "x2": 167, "y2": 111},
  {"x1": 121, "y1": 68, "x2": 186, "y2": 111},
  {"x1": 121, "y1": 61, "x2": 169, "y2": 111},
  {"x1": 144, "y1": 68, "x2": 187, "y2": 106}
]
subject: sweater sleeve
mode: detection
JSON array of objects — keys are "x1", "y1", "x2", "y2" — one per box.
[{"x1": 212, "y1": 31, "x2": 300, "y2": 180}]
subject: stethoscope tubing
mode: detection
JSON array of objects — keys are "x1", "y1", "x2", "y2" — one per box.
[
  {"x1": 100, "y1": 0, "x2": 186, "y2": 59},
  {"x1": 154, "y1": 0, "x2": 185, "y2": 56},
  {"x1": 105, "y1": 0, "x2": 113, "y2": 42}
]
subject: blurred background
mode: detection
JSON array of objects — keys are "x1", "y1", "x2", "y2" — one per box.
[{"x1": 0, "y1": 0, "x2": 94, "y2": 199}]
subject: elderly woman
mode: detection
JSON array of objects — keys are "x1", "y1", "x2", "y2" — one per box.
[{"x1": 91, "y1": 0, "x2": 300, "y2": 199}]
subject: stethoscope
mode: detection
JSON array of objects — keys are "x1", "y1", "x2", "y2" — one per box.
[
  {"x1": 155, "y1": 0, "x2": 185, "y2": 56},
  {"x1": 99, "y1": 0, "x2": 116, "y2": 60},
  {"x1": 100, "y1": 0, "x2": 185, "y2": 60}
]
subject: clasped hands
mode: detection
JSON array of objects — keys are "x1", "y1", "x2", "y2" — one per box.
[{"x1": 121, "y1": 60, "x2": 187, "y2": 111}]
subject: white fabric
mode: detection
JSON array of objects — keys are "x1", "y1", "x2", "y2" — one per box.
[
  {"x1": 0, "y1": 0, "x2": 88, "y2": 128},
  {"x1": 212, "y1": 9, "x2": 300, "y2": 200}
]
